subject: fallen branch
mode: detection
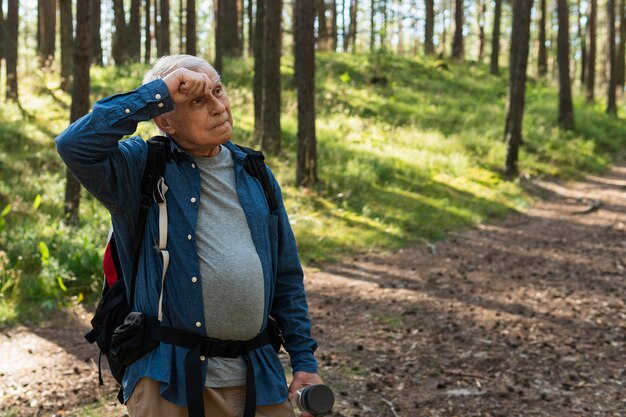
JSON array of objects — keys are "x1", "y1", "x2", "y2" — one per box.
[
  {"x1": 570, "y1": 199, "x2": 601, "y2": 215},
  {"x1": 381, "y1": 397, "x2": 400, "y2": 417}
]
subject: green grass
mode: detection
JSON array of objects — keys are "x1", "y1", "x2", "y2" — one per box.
[{"x1": 0, "y1": 51, "x2": 625, "y2": 325}]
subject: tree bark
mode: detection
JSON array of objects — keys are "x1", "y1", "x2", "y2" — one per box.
[
  {"x1": 37, "y1": 0, "x2": 56, "y2": 67},
  {"x1": 369, "y1": 0, "x2": 375, "y2": 51},
  {"x1": 578, "y1": 0, "x2": 586, "y2": 87},
  {"x1": 607, "y1": 0, "x2": 618, "y2": 115},
  {"x1": 259, "y1": 0, "x2": 282, "y2": 154},
  {"x1": 59, "y1": 0, "x2": 74, "y2": 92},
  {"x1": 477, "y1": 0, "x2": 486, "y2": 62},
  {"x1": 158, "y1": 0, "x2": 171, "y2": 56},
  {"x1": 248, "y1": 0, "x2": 254, "y2": 56},
  {"x1": 216, "y1": 0, "x2": 242, "y2": 73},
  {"x1": 425, "y1": 0, "x2": 435, "y2": 54},
  {"x1": 585, "y1": 0, "x2": 596, "y2": 101},
  {"x1": 295, "y1": 0, "x2": 317, "y2": 186},
  {"x1": 452, "y1": 0, "x2": 464, "y2": 59},
  {"x1": 331, "y1": 0, "x2": 338, "y2": 51},
  {"x1": 91, "y1": 0, "x2": 103, "y2": 65},
  {"x1": 557, "y1": 0, "x2": 574, "y2": 129},
  {"x1": 504, "y1": 0, "x2": 534, "y2": 178},
  {"x1": 238, "y1": 0, "x2": 245, "y2": 55},
  {"x1": 349, "y1": 0, "x2": 357, "y2": 52},
  {"x1": 5, "y1": 0, "x2": 18, "y2": 101},
  {"x1": 537, "y1": 0, "x2": 547, "y2": 76},
  {"x1": 65, "y1": 0, "x2": 91, "y2": 226},
  {"x1": 186, "y1": 0, "x2": 197, "y2": 54},
  {"x1": 318, "y1": 0, "x2": 329, "y2": 50},
  {"x1": 112, "y1": 0, "x2": 129, "y2": 64},
  {"x1": 490, "y1": 0, "x2": 502, "y2": 75},
  {"x1": 145, "y1": 0, "x2": 152, "y2": 63},
  {"x1": 254, "y1": 0, "x2": 265, "y2": 142},
  {"x1": 617, "y1": 0, "x2": 625, "y2": 89},
  {"x1": 0, "y1": 1, "x2": 5, "y2": 62}
]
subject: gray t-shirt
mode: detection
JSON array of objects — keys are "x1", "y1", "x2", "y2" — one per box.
[{"x1": 194, "y1": 146, "x2": 265, "y2": 387}]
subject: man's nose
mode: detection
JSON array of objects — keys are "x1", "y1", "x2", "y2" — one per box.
[{"x1": 207, "y1": 94, "x2": 226, "y2": 115}]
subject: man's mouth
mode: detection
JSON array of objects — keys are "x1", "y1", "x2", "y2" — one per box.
[{"x1": 210, "y1": 120, "x2": 228, "y2": 130}]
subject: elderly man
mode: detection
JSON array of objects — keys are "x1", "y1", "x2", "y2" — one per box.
[{"x1": 56, "y1": 54, "x2": 322, "y2": 417}]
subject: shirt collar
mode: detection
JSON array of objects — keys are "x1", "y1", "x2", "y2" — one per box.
[{"x1": 165, "y1": 135, "x2": 246, "y2": 164}]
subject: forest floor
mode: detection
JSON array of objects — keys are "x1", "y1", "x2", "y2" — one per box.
[{"x1": 1, "y1": 165, "x2": 625, "y2": 417}]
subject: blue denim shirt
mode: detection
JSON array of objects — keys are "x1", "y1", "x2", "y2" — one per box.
[{"x1": 55, "y1": 79, "x2": 318, "y2": 407}]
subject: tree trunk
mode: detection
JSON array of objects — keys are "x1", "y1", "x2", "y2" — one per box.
[
  {"x1": 349, "y1": 0, "x2": 357, "y2": 52},
  {"x1": 537, "y1": 0, "x2": 547, "y2": 76},
  {"x1": 254, "y1": 0, "x2": 265, "y2": 141},
  {"x1": 65, "y1": 0, "x2": 91, "y2": 226},
  {"x1": 381, "y1": 0, "x2": 387, "y2": 49},
  {"x1": 145, "y1": 0, "x2": 152, "y2": 63},
  {"x1": 0, "y1": 1, "x2": 5, "y2": 62},
  {"x1": 504, "y1": 0, "x2": 534, "y2": 178},
  {"x1": 585, "y1": 0, "x2": 596, "y2": 101},
  {"x1": 369, "y1": 0, "x2": 375, "y2": 51},
  {"x1": 341, "y1": 0, "x2": 347, "y2": 51},
  {"x1": 238, "y1": 0, "x2": 245, "y2": 55},
  {"x1": 607, "y1": 0, "x2": 618, "y2": 115},
  {"x1": 318, "y1": 0, "x2": 329, "y2": 50},
  {"x1": 186, "y1": 0, "x2": 196, "y2": 54},
  {"x1": 295, "y1": 0, "x2": 317, "y2": 186},
  {"x1": 248, "y1": 0, "x2": 254, "y2": 56},
  {"x1": 452, "y1": 0, "x2": 464, "y2": 59},
  {"x1": 37, "y1": 0, "x2": 56, "y2": 67},
  {"x1": 331, "y1": 0, "x2": 338, "y2": 51},
  {"x1": 425, "y1": 0, "x2": 435, "y2": 54},
  {"x1": 557, "y1": 0, "x2": 574, "y2": 129},
  {"x1": 5, "y1": 0, "x2": 18, "y2": 101},
  {"x1": 477, "y1": 0, "x2": 486, "y2": 62},
  {"x1": 490, "y1": 0, "x2": 502, "y2": 74},
  {"x1": 617, "y1": 0, "x2": 625, "y2": 89},
  {"x1": 578, "y1": 0, "x2": 586, "y2": 87},
  {"x1": 59, "y1": 0, "x2": 74, "y2": 92},
  {"x1": 158, "y1": 0, "x2": 171, "y2": 56},
  {"x1": 128, "y1": 0, "x2": 141, "y2": 60},
  {"x1": 112, "y1": 0, "x2": 129, "y2": 64},
  {"x1": 91, "y1": 0, "x2": 103, "y2": 65},
  {"x1": 216, "y1": 0, "x2": 242, "y2": 73},
  {"x1": 178, "y1": 0, "x2": 184, "y2": 52},
  {"x1": 260, "y1": 0, "x2": 282, "y2": 154}
]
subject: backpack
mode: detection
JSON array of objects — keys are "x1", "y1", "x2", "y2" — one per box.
[{"x1": 84, "y1": 136, "x2": 279, "y2": 402}]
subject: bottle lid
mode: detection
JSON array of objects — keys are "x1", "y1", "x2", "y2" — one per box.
[{"x1": 300, "y1": 384, "x2": 335, "y2": 415}]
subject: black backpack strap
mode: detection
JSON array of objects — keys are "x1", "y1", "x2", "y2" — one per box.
[
  {"x1": 236, "y1": 145, "x2": 279, "y2": 213},
  {"x1": 128, "y1": 136, "x2": 169, "y2": 310}
]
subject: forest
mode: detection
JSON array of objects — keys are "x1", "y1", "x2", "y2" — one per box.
[{"x1": 0, "y1": 0, "x2": 625, "y2": 416}]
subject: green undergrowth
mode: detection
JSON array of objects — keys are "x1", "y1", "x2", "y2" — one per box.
[{"x1": 0, "y1": 51, "x2": 624, "y2": 325}]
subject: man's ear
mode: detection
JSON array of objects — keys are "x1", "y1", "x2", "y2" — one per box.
[{"x1": 153, "y1": 115, "x2": 176, "y2": 135}]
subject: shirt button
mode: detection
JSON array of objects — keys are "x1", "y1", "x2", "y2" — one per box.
[
  {"x1": 191, "y1": 276, "x2": 198, "y2": 283},
  {"x1": 155, "y1": 93, "x2": 162, "y2": 100},
  {"x1": 124, "y1": 108, "x2": 130, "y2": 114},
  {"x1": 200, "y1": 355, "x2": 206, "y2": 361},
  {"x1": 157, "y1": 102, "x2": 164, "y2": 108},
  {"x1": 191, "y1": 163, "x2": 196, "y2": 169},
  {"x1": 195, "y1": 321, "x2": 202, "y2": 328},
  {"x1": 187, "y1": 234, "x2": 192, "y2": 240},
  {"x1": 191, "y1": 197, "x2": 197, "y2": 203}
]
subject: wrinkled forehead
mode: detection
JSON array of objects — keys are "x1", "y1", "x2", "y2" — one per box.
[{"x1": 194, "y1": 65, "x2": 221, "y2": 83}]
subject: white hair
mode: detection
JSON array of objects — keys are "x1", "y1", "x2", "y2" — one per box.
[{"x1": 142, "y1": 54, "x2": 219, "y2": 84}]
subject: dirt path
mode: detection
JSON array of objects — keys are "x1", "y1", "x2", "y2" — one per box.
[{"x1": 1, "y1": 167, "x2": 625, "y2": 417}]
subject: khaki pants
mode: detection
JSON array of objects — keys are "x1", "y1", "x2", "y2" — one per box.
[{"x1": 127, "y1": 378, "x2": 296, "y2": 417}]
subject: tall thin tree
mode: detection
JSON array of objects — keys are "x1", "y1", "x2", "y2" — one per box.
[
  {"x1": 145, "y1": 0, "x2": 152, "y2": 63},
  {"x1": 537, "y1": 0, "x2": 547, "y2": 76},
  {"x1": 295, "y1": 0, "x2": 317, "y2": 186},
  {"x1": 216, "y1": 0, "x2": 242, "y2": 73},
  {"x1": 319, "y1": 0, "x2": 329, "y2": 50},
  {"x1": 248, "y1": 0, "x2": 254, "y2": 55},
  {"x1": 477, "y1": 0, "x2": 486, "y2": 61},
  {"x1": 91, "y1": 0, "x2": 103, "y2": 65},
  {"x1": 490, "y1": 0, "x2": 502, "y2": 74},
  {"x1": 617, "y1": 0, "x2": 625, "y2": 89},
  {"x1": 585, "y1": 0, "x2": 597, "y2": 101},
  {"x1": 504, "y1": 0, "x2": 534, "y2": 177},
  {"x1": 253, "y1": 0, "x2": 265, "y2": 141},
  {"x1": 349, "y1": 0, "x2": 357, "y2": 52},
  {"x1": 369, "y1": 0, "x2": 375, "y2": 51},
  {"x1": 59, "y1": 0, "x2": 74, "y2": 92},
  {"x1": 0, "y1": 1, "x2": 5, "y2": 63},
  {"x1": 186, "y1": 0, "x2": 197, "y2": 54},
  {"x1": 64, "y1": 0, "x2": 91, "y2": 226},
  {"x1": 577, "y1": 0, "x2": 586, "y2": 87},
  {"x1": 331, "y1": 0, "x2": 338, "y2": 51},
  {"x1": 557, "y1": 0, "x2": 574, "y2": 129},
  {"x1": 607, "y1": 0, "x2": 618, "y2": 115},
  {"x1": 259, "y1": 0, "x2": 282, "y2": 154},
  {"x1": 452, "y1": 0, "x2": 464, "y2": 59},
  {"x1": 37, "y1": 0, "x2": 56, "y2": 67},
  {"x1": 158, "y1": 0, "x2": 171, "y2": 56},
  {"x1": 425, "y1": 0, "x2": 435, "y2": 54},
  {"x1": 5, "y1": 0, "x2": 18, "y2": 101},
  {"x1": 129, "y1": 0, "x2": 141, "y2": 59}
]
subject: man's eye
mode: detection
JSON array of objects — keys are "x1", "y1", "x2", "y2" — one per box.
[
  {"x1": 192, "y1": 98, "x2": 203, "y2": 105},
  {"x1": 214, "y1": 88, "x2": 223, "y2": 96}
]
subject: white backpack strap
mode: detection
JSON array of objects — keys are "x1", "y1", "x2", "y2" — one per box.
[{"x1": 154, "y1": 177, "x2": 169, "y2": 322}]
